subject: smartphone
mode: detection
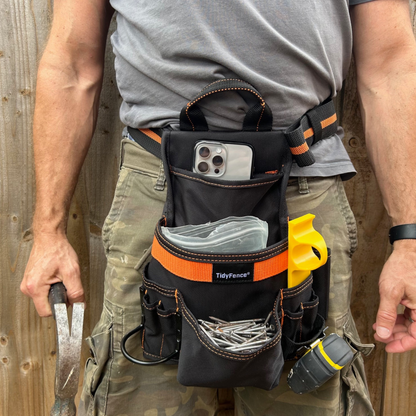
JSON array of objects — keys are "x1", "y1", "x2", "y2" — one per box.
[{"x1": 193, "y1": 141, "x2": 254, "y2": 180}]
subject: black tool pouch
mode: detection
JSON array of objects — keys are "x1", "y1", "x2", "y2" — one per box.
[{"x1": 121, "y1": 79, "x2": 332, "y2": 390}]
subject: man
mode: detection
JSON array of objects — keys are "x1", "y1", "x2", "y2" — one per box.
[{"x1": 21, "y1": 0, "x2": 416, "y2": 415}]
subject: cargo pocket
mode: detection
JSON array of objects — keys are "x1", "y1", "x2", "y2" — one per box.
[
  {"x1": 340, "y1": 315, "x2": 375, "y2": 416},
  {"x1": 101, "y1": 167, "x2": 132, "y2": 253},
  {"x1": 82, "y1": 306, "x2": 113, "y2": 412}
]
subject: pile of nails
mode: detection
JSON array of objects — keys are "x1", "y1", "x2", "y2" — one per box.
[{"x1": 198, "y1": 312, "x2": 276, "y2": 353}]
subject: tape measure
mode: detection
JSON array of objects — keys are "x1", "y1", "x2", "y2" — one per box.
[{"x1": 287, "y1": 333, "x2": 354, "y2": 394}]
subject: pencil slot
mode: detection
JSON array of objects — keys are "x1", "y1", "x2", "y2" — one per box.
[
  {"x1": 141, "y1": 290, "x2": 178, "y2": 361},
  {"x1": 280, "y1": 276, "x2": 325, "y2": 360}
]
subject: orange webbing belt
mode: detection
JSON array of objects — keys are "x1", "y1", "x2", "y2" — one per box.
[
  {"x1": 151, "y1": 236, "x2": 288, "y2": 282},
  {"x1": 140, "y1": 129, "x2": 162, "y2": 144},
  {"x1": 127, "y1": 127, "x2": 163, "y2": 159},
  {"x1": 289, "y1": 113, "x2": 337, "y2": 157}
]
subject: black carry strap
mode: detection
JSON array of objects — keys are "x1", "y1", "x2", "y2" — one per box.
[{"x1": 179, "y1": 79, "x2": 273, "y2": 132}]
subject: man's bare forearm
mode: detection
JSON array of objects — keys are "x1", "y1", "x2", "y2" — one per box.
[
  {"x1": 356, "y1": 53, "x2": 416, "y2": 226},
  {"x1": 33, "y1": 57, "x2": 103, "y2": 236},
  {"x1": 352, "y1": 1, "x2": 416, "y2": 226},
  {"x1": 32, "y1": 0, "x2": 112, "y2": 237}
]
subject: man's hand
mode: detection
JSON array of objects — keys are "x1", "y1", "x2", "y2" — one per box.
[
  {"x1": 374, "y1": 240, "x2": 416, "y2": 352},
  {"x1": 21, "y1": 233, "x2": 84, "y2": 317}
]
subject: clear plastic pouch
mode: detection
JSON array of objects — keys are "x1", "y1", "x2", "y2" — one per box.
[{"x1": 160, "y1": 216, "x2": 268, "y2": 253}]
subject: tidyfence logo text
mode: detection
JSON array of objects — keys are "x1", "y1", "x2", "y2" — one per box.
[
  {"x1": 215, "y1": 272, "x2": 251, "y2": 280},
  {"x1": 212, "y1": 263, "x2": 254, "y2": 283}
]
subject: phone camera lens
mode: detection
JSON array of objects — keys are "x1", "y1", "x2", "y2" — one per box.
[
  {"x1": 198, "y1": 161, "x2": 209, "y2": 173},
  {"x1": 212, "y1": 155, "x2": 223, "y2": 167},
  {"x1": 199, "y1": 147, "x2": 210, "y2": 158}
]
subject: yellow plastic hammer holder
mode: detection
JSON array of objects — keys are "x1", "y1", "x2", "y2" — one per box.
[{"x1": 288, "y1": 214, "x2": 328, "y2": 288}]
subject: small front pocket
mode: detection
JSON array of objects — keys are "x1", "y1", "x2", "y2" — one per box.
[{"x1": 168, "y1": 166, "x2": 287, "y2": 245}]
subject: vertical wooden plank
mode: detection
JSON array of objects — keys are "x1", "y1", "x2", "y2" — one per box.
[
  {"x1": 0, "y1": 1, "x2": 55, "y2": 415},
  {"x1": 383, "y1": 320, "x2": 416, "y2": 416},
  {"x1": 381, "y1": 3, "x2": 416, "y2": 416}
]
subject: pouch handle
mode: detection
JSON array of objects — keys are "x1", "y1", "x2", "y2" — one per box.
[{"x1": 179, "y1": 79, "x2": 273, "y2": 132}]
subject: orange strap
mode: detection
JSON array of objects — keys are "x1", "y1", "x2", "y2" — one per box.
[
  {"x1": 139, "y1": 128, "x2": 162, "y2": 144},
  {"x1": 152, "y1": 237, "x2": 288, "y2": 282}
]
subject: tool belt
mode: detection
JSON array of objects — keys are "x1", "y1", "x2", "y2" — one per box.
[{"x1": 121, "y1": 79, "x2": 336, "y2": 390}]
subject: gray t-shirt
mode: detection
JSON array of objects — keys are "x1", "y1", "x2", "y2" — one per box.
[{"x1": 109, "y1": 0, "x2": 371, "y2": 178}]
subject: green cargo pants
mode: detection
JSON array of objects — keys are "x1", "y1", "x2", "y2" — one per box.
[{"x1": 79, "y1": 138, "x2": 375, "y2": 416}]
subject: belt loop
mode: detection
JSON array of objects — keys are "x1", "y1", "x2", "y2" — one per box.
[
  {"x1": 154, "y1": 160, "x2": 166, "y2": 191},
  {"x1": 297, "y1": 177, "x2": 309, "y2": 194},
  {"x1": 119, "y1": 138, "x2": 128, "y2": 170}
]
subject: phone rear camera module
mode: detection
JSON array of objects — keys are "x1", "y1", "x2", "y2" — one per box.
[
  {"x1": 199, "y1": 146, "x2": 210, "y2": 158},
  {"x1": 212, "y1": 155, "x2": 223, "y2": 167},
  {"x1": 198, "y1": 161, "x2": 209, "y2": 173}
]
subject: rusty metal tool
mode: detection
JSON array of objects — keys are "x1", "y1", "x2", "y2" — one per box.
[{"x1": 49, "y1": 282, "x2": 85, "y2": 416}]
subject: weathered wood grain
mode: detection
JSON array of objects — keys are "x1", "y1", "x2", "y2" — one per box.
[
  {"x1": 0, "y1": 1, "x2": 55, "y2": 415},
  {"x1": 383, "y1": 315, "x2": 416, "y2": 416}
]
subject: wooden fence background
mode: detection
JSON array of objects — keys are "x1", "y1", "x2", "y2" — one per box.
[{"x1": 1, "y1": 1, "x2": 415, "y2": 415}]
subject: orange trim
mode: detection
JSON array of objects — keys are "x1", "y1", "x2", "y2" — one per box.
[
  {"x1": 175, "y1": 289, "x2": 179, "y2": 312},
  {"x1": 321, "y1": 113, "x2": 337, "y2": 130},
  {"x1": 253, "y1": 251, "x2": 288, "y2": 281},
  {"x1": 290, "y1": 142, "x2": 310, "y2": 156},
  {"x1": 152, "y1": 237, "x2": 288, "y2": 282},
  {"x1": 139, "y1": 128, "x2": 162, "y2": 144},
  {"x1": 303, "y1": 127, "x2": 314, "y2": 140},
  {"x1": 152, "y1": 238, "x2": 213, "y2": 281}
]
